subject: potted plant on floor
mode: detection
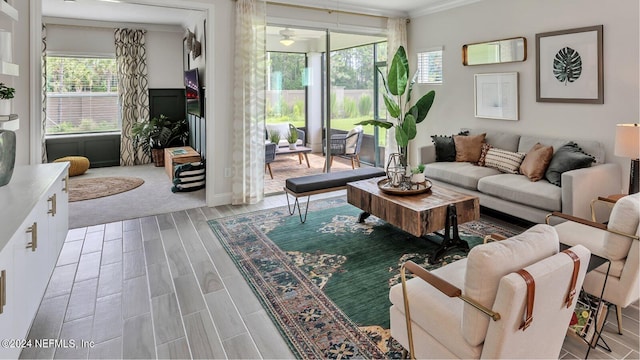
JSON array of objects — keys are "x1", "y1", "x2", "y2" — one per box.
[
  {"x1": 0, "y1": 83, "x2": 15, "y2": 116},
  {"x1": 131, "y1": 114, "x2": 189, "y2": 166},
  {"x1": 356, "y1": 46, "x2": 435, "y2": 169}
]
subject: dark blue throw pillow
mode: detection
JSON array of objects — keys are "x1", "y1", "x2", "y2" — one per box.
[{"x1": 545, "y1": 142, "x2": 595, "y2": 186}]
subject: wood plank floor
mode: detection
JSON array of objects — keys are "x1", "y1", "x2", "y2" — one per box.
[{"x1": 21, "y1": 192, "x2": 640, "y2": 359}]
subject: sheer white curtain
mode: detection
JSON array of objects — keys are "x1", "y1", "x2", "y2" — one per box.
[
  {"x1": 231, "y1": 0, "x2": 266, "y2": 205},
  {"x1": 385, "y1": 17, "x2": 407, "y2": 166}
]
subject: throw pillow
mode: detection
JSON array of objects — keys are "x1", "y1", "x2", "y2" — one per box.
[
  {"x1": 431, "y1": 135, "x2": 456, "y2": 162},
  {"x1": 454, "y1": 133, "x2": 486, "y2": 163},
  {"x1": 520, "y1": 143, "x2": 554, "y2": 182},
  {"x1": 477, "y1": 143, "x2": 493, "y2": 166},
  {"x1": 484, "y1": 148, "x2": 526, "y2": 174},
  {"x1": 545, "y1": 142, "x2": 595, "y2": 186}
]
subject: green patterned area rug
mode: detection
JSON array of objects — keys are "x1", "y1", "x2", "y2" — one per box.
[{"x1": 208, "y1": 197, "x2": 526, "y2": 358}]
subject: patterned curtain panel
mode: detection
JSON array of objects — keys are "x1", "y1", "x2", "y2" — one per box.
[
  {"x1": 115, "y1": 29, "x2": 150, "y2": 166},
  {"x1": 385, "y1": 18, "x2": 407, "y2": 165},
  {"x1": 231, "y1": 0, "x2": 266, "y2": 205},
  {"x1": 41, "y1": 23, "x2": 48, "y2": 163}
]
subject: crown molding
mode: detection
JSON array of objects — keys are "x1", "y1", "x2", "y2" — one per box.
[{"x1": 410, "y1": 0, "x2": 483, "y2": 18}]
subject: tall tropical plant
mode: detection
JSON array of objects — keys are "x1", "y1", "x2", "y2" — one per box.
[{"x1": 357, "y1": 46, "x2": 435, "y2": 165}]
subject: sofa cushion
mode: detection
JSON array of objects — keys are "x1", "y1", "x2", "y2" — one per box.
[
  {"x1": 425, "y1": 162, "x2": 500, "y2": 190},
  {"x1": 520, "y1": 143, "x2": 554, "y2": 181},
  {"x1": 463, "y1": 224, "x2": 559, "y2": 346},
  {"x1": 545, "y1": 142, "x2": 595, "y2": 186},
  {"x1": 518, "y1": 135, "x2": 605, "y2": 164},
  {"x1": 478, "y1": 174, "x2": 562, "y2": 211},
  {"x1": 469, "y1": 129, "x2": 520, "y2": 152},
  {"x1": 431, "y1": 135, "x2": 456, "y2": 162},
  {"x1": 483, "y1": 148, "x2": 526, "y2": 174},
  {"x1": 454, "y1": 133, "x2": 486, "y2": 163}
]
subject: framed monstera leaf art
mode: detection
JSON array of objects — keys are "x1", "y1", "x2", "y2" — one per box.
[{"x1": 536, "y1": 25, "x2": 603, "y2": 104}]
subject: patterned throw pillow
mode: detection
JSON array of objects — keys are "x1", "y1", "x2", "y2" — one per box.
[
  {"x1": 477, "y1": 143, "x2": 493, "y2": 166},
  {"x1": 484, "y1": 148, "x2": 526, "y2": 174},
  {"x1": 172, "y1": 161, "x2": 206, "y2": 192}
]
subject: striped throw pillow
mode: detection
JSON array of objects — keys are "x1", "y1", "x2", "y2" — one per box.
[{"x1": 484, "y1": 148, "x2": 526, "y2": 174}]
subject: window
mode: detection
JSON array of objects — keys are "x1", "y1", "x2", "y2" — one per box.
[
  {"x1": 417, "y1": 48, "x2": 443, "y2": 84},
  {"x1": 266, "y1": 52, "x2": 306, "y2": 128},
  {"x1": 45, "y1": 56, "x2": 119, "y2": 135}
]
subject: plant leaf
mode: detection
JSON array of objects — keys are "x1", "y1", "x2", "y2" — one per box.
[
  {"x1": 376, "y1": 66, "x2": 390, "y2": 95},
  {"x1": 406, "y1": 90, "x2": 435, "y2": 124},
  {"x1": 395, "y1": 126, "x2": 409, "y2": 147},
  {"x1": 355, "y1": 119, "x2": 394, "y2": 129},
  {"x1": 387, "y1": 46, "x2": 409, "y2": 96},
  {"x1": 383, "y1": 92, "x2": 400, "y2": 119},
  {"x1": 406, "y1": 70, "x2": 418, "y2": 103},
  {"x1": 402, "y1": 113, "x2": 417, "y2": 141}
]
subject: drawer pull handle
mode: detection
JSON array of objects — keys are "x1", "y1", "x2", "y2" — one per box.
[
  {"x1": 0, "y1": 270, "x2": 5, "y2": 314},
  {"x1": 48, "y1": 193, "x2": 57, "y2": 216},
  {"x1": 62, "y1": 175, "x2": 69, "y2": 193},
  {"x1": 26, "y1": 222, "x2": 38, "y2": 252}
]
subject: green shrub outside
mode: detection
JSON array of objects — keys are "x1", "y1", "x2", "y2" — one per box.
[{"x1": 358, "y1": 95, "x2": 372, "y2": 116}]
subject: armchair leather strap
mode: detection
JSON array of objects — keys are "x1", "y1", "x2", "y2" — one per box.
[
  {"x1": 516, "y1": 269, "x2": 535, "y2": 331},
  {"x1": 562, "y1": 249, "x2": 581, "y2": 308}
]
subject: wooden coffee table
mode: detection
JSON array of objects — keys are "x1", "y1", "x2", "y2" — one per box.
[
  {"x1": 275, "y1": 146, "x2": 312, "y2": 168},
  {"x1": 347, "y1": 177, "x2": 480, "y2": 260}
]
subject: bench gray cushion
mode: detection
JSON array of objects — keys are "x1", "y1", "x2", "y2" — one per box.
[{"x1": 286, "y1": 167, "x2": 386, "y2": 193}]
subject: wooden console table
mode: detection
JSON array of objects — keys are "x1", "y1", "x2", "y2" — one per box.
[{"x1": 165, "y1": 146, "x2": 201, "y2": 181}]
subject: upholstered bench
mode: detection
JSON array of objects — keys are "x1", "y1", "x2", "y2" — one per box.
[{"x1": 284, "y1": 167, "x2": 386, "y2": 223}]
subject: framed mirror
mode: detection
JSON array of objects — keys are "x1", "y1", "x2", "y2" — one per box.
[{"x1": 463, "y1": 37, "x2": 527, "y2": 66}]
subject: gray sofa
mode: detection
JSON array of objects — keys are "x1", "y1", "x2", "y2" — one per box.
[{"x1": 420, "y1": 129, "x2": 622, "y2": 223}]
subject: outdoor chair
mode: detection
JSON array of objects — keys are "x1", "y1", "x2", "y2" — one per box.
[
  {"x1": 389, "y1": 224, "x2": 590, "y2": 359},
  {"x1": 265, "y1": 142, "x2": 276, "y2": 179},
  {"x1": 549, "y1": 192, "x2": 640, "y2": 335},
  {"x1": 325, "y1": 125, "x2": 363, "y2": 169}
]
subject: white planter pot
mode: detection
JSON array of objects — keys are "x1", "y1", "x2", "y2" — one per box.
[
  {"x1": 288, "y1": 143, "x2": 297, "y2": 150},
  {"x1": 411, "y1": 173, "x2": 425, "y2": 184},
  {"x1": 0, "y1": 99, "x2": 11, "y2": 116}
]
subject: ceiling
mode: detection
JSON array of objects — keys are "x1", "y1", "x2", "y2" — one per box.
[{"x1": 42, "y1": 0, "x2": 483, "y2": 26}]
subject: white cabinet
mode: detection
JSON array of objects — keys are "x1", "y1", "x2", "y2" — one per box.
[{"x1": 0, "y1": 164, "x2": 69, "y2": 359}]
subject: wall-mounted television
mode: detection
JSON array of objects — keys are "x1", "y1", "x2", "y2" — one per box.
[{"x1": 184, "y1": 68, "x2": 202, "y2": 117}]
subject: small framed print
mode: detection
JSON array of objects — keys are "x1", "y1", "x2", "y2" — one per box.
[
  {"x1": 536, "y1": 25, "x2": 603, "y2": 104},
  {"x1": 474, "y1": 72, "x2": 519, "y2": 121}
]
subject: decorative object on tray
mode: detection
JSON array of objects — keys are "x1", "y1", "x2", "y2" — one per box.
[
  {"x1": 356, "y1": 46, "x2": 435, "y2": 170},
  {"x1": 410, "y1": 164, "x2": 425, "y2": 184},
  {"x1": 536, "y1": 25, "x2": 603, "y2": 104},
  {"x1": 377, "y1": 178, "x2": 431, "y2": 195},
  {"x1": 474, "y1": 72, "x2": 519, "y2": 120}
]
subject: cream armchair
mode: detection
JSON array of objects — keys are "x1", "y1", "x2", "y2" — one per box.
[
  {"x1": 389, "y1": 224, "x2": 590, "y2": 359},
  {"x1": 549, "y1": 193, "x2": 640, "y2": 335}
]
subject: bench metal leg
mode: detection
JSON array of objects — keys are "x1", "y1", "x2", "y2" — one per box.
[{"x1": 285, "y1": 192, "x2": 311, "y2": 223}]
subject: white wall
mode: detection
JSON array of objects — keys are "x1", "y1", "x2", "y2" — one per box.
[
  {"x1": 407, "y1": 0, "x2": 639, "y2": 192},
  {"x1": 45, "y1": 22, "x2": 183, "y2": 89}
]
